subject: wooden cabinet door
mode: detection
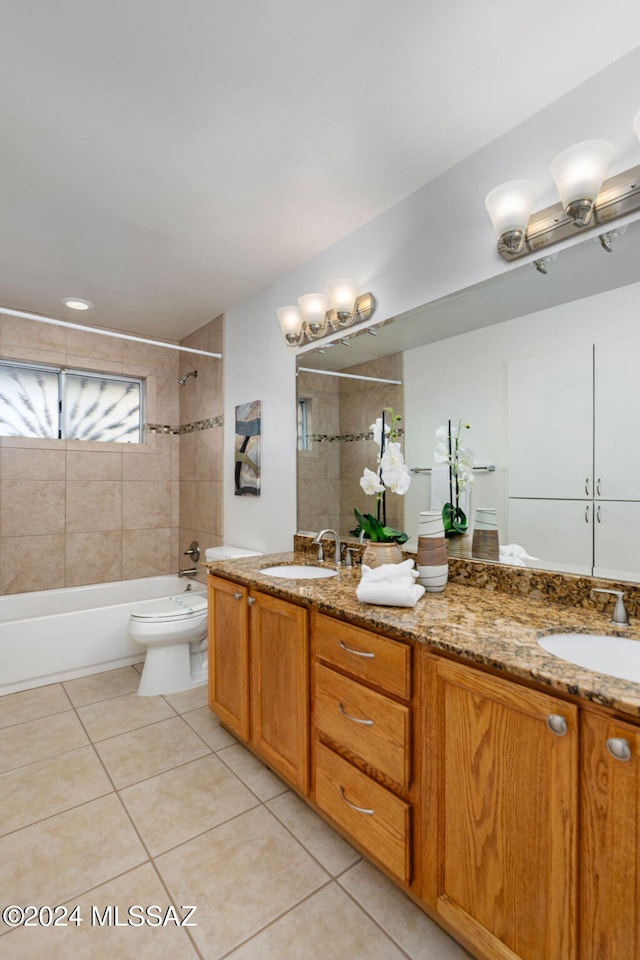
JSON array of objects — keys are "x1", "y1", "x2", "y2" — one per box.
[
  {"x1": 434, "y1": 659, "x2": 578, "y2": 960},
  {"x1": 580, "y1": 710, "x2": 640, "y2": 960},
  {"x1": 208, "y1": 576, "x2": 250, "y2": 741},
  {"x1": 250, "y1": 591, "x2": 309, "y2": 794}
]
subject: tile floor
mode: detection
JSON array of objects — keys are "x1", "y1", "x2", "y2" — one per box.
[{"x1": 0, "y1": 666, "x2": 472, "y2": 959}]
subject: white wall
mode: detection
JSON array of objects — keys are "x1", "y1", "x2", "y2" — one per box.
[
  {"x1": 223, "y1": 48, "x2": 640, "y2": 550},
  {"x1": 403, "y1": 278, "x2": 640, "y2": 543}
]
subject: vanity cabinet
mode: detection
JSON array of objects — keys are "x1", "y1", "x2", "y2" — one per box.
[
  {"x1": 208, "y1": 576, "x2": 310, "y2": 793},
  {"x1": 423, "y1": 655, "x2": 579, "y2": 960},
  {"x1": 580, "y1": 708, "x2": 640, "y2": 960},
  {"x1": 312, "y1": 613, "x2": 413, "y2": 884}
]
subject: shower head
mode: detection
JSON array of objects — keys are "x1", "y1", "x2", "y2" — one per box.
[{"x1": 177, "y1": 370, "x2": 198, "y2": 386}]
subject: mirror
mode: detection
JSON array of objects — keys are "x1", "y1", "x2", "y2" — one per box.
[{"x1": 297, "y1": 219, "x2": 640, "y2": 582}]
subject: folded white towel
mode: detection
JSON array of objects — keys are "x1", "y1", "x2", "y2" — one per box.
[
  {"x1": 356, "y1": 580, "x2": 425, "y2": 607},
  {"x1": 360, "y1": 559, "x2": 419, "y2": 583},
  {"x1": 499, "y1": 543, "x2": 540, "y2": 562},
  {"x1": 499, "y1": 556, "x2": 526, "y2": 567}
]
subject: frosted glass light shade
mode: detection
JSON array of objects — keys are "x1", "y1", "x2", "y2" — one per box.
[
  {"x1": 328, "y1": 278, "x2": 359, "y2": 317},
  {"x1": 551, "y1": 140, "x2": 613, "y2": 209},
  {"x1": 276, "y1": 305, "x2": 303, "y2": 342},
  {"x1": 298, "y1": 293, "x2": 330, "y2": 332},
  {"x1": 484, "y1": 180, "x2": 537, "y2": 238}
]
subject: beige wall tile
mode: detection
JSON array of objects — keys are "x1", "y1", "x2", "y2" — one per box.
[
  {"x1": 66, "y1": 450, "x2": 122, "y2": 481},
  {"x1": 179, "y1": 480, "x2": 197, "y2": 531},
  {"x1": 122, "y1": 480, "x2": 172, "y2": 529},
  {"x1": 155, "y1": 375, "x2": 180, "y2": 424},
  {"x1": 66, "y1": 480, "x2": 122, "y2": 533},
  {"x1": 122, "y1": 340, "x2": 179, "y2": 376},
  {"x1": 122, "y1": 527, "x2": 173, "y2": 578},
  {"x1": 1, "y1": 480, "x2": 65, "y2": 536},
  {"x1": 196, "y1": 480, "x2": 222, "y2": 536},
  {"x1": 0, "y1": 315, "x2": 66, "y2": 354},
  {"x1": 0, "y1": 534, "x2": 66, "y2": 594},
  {"x1": 0, "y1": 448, "x2": 65, "y2": 481},
  {"x1": 0, "y1": 436, "x2": 63, "y2": 450},
  {"x1": 65, "y1": 530, "x2": 122, "y2": 585},
  {"x1": 64, "y1": 328, "x2": 123, "y2": 364},
  {"x1": 122, "y1": 438, "x2": 171, "y2": 481},
  {"x1": 179, "y1": 431, "x2": 198, "y2": 482}
]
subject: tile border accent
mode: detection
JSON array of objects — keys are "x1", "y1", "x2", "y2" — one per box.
[
  {"x1": 145, "y1": 415, "x2": 223, "y2": 436},
  {"x1": 308, "y1": 428, "x2": 405, "y2": 444}
]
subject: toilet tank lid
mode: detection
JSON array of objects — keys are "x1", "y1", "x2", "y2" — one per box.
[
  {"x1": 131, "y1": 594, "x2": 208, "y2": 620},
  {"x1": 205, "y1": 545, "x2": 263, "y2": 561}
]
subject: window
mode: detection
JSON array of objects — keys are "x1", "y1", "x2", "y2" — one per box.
[
  {"x1": 0, "y1": 361, "x2": 144, "y2": 443},
  {"x1": 297, "y1": 396, "x2": 311, "y2": 451}
]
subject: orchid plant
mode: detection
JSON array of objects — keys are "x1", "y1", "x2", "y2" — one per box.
[
  {"x1": 434, "y1": 418, "x2": 475, "y2": 536},
  {"x1": 354, "y1": 408, "x2": 410, "y2": 543}
]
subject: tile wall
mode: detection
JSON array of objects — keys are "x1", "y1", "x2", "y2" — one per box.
[
  {"x1": 296, "y1": 353, "x2": 404, "y2": 537},
  {"x1": 0, "y1": 312, "x2": 224, "y2": 594}
]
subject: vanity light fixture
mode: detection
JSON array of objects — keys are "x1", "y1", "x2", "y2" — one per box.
[
  {"x1": 485, "y1": 114, "x2": 640, "y2": 262},
  {"x1": 276, "y1": 279, "x2": 376, "y2": 347}
]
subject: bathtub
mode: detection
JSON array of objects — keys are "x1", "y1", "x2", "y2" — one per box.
[{"x1": 0, "y1": 575, "x2": 207, "y2": 697}]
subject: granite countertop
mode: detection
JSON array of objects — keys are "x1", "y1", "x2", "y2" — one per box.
[{"x1": 205, "y1": 551, "x2": 640, "y2": 720}]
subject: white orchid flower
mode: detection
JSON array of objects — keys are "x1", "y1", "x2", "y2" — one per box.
[
  {"x1": 360, "y1": 467, "x2": 385, "y2": 496},
  {"x1": 370, "y1": 417, "x2": 391, "y2": 448},
  {"x1": 380, "y1": 442, "x2": 411, "y2": 494}
]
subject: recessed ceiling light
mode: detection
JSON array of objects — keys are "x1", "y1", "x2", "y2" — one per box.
[{"x1": 62, "y1": 298, "x2": 93, "y2": 311}]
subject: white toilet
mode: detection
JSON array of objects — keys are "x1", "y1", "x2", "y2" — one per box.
[{"x1": 129, "y1": 592, "x2": 209, "y2": 696}]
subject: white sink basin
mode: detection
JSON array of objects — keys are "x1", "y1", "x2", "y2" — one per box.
[
  {"x1": 537, "y1": 633, "x2": 640, "y2": 682},
  {"x1": 260, "y1": 564, "x2": 337, "y2": 580}
]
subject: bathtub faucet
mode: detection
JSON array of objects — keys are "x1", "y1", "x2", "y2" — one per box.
[{"x1": 178, "y1": 567, "x2": 198, "y2": 578}]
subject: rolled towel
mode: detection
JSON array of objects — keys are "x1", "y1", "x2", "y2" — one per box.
[
  {"x1": 356, "y1": 579, "x2": 425, "y2": 607},
  {"x1": 499, "y1": 543, "x2": 540, "y2": 562}
]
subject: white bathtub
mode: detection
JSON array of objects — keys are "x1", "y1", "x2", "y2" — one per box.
[{"x1": 0, "y1": 575, "x2": 207, "y2": 696}]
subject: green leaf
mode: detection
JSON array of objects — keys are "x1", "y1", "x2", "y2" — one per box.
[
  {"x1": 353, "y1": 509, "x2": 407, "y2": 543},
  {"x1": 442, "y1": 502, "x2": 468, "y2": 537}
]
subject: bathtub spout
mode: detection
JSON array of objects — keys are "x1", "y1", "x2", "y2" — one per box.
[{"x1": 178, "y1": 568, "x2": 198, "y2": 578}]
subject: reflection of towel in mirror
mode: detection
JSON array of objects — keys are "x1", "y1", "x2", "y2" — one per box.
[
  {"x1": 499, "y1": 543, "x2": 540, "y2": 566},
  {"x1": 430, "y1": 464, "x2": 471, "y2": 517},
  {"x1": 356, "y1": 559, "x2": 425, "y2": 607}
]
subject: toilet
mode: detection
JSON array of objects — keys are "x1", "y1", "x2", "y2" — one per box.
[
  {"x1": 129, "y1": 592, "x2": 209, "y2": 696},
  {"x1": 130, "y1": 545, "x2": 262, "y2": 697}
]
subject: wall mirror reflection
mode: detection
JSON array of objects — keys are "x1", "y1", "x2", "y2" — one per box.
[{"x1": 296, "y1": 218, "x2": 640, "y2": 582}]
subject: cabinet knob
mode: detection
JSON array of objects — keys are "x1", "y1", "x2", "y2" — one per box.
[
  {"x1": 547, "y1": 714, "x2": 568, "y2": 736},
  {"x1": 607, "y1": 737, "x2": 632, "y2": 762},
  {"x1": 247, "y1": 597, "x2": 256, "y2": 606},
  {"x1": 233, "y1": 592, "x2": 242, "y2": 601},
  {"x1": 339, "y1": 786, "x2": 375, "y2": 816}
]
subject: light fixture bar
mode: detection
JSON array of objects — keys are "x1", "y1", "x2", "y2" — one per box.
[
  {"x1": 297, "y1": 366, "x2": 402, "y2": 385},
  {"x1": 0, "y1": 306, "x2": 223, "y2": 359},
  {"x1": 498, "y1": 163, "x2": 640, "y2": 262}
]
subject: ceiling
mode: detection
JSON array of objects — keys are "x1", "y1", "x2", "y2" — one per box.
[{"x1": 2, "y1": 2, "x2": 640, "y2": 341}]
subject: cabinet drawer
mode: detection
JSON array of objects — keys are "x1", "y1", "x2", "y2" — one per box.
[
  {"x1": 315, "y1": 663, "x2": 410, "y2": 789},
  {"x1": 315, "y1": 741, "x2": 411, "y2": 884},
  {"x1": 314, "y1": 614, "x2": 410, "y2": 699}
]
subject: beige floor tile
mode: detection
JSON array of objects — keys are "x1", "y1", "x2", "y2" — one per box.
[
  {"x1": 78, "y1": 692, "x2": 176, "y2": 741},
  {"x1": 0, "y1": 863, "x2": 199, "y2": 959},
  {"x1": 225, "y1": 881, "x2": 406, "y2": 960},
  {"x1": 63, "y1": 666, "x2": 142, "y2": 706},
  {"x1": 0, "y1": 746, "x2": 113, "y2": 836},
  {"x1": 156, "y1": 805, "x2": 329, "y2": 960},
  {"x1": 181, "y1": 706, "x2": 237, "y2": 751},
  {"x1": 95, "y1": 716, "x2": 210, "y2": 788},
  {"x1": 0, "y1": 711, "x2": 88, "y2": 773},
  {"x1": 0, "y1": 684, "x2": 70, "y2": 730},
  {"x1": 0, "y1": 794, "x2": 147, "y2": 922},
  {"x1": 121, "y1": 754, "x2": 258, "y2": 855},
  {"x1": 217, "y1": 742, "x2": 288, "y2": 801},
  {"x1": 339, "y1": 860, "x2": 473, "y2": 959},
  {"x1": 267, "y1": 791, "x2": 361, "y2": 877},
  {"x1": 162, "y1": 684, "x2": 209, "y2": 714}
]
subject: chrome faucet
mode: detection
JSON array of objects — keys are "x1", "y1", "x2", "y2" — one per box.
[
  {"x1": 591, "y1": 588, "x2": 630, "y2": 625},
  {"x1": 178, "y1": 567, "x2": 198, "y2": 578},
  {"x1": 312, "y1": 529, "x2": 342, "y2": 565}
]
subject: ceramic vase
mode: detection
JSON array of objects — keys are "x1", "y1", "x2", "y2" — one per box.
[
  {"x1": 416, "y1": 511, "x2": 448, "y2": 592},
  {"x1": 361, "y1": 541, "x2": 404, "y2": 569},
  {"x1": 471, "y1": 507, "x2": 499, "y2": 562}
]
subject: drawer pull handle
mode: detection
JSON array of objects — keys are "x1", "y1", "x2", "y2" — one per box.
[
  {"x1": 339, "y1": 785, "x2": 375, "y2": 816},
  {"x1": 339, "y1": 640, "x2": 375, "y2": 659},
  {"x1": 339, "y1": 702, "x2": 374, "y2": 726},
  {"x1": 607, "y1": 737, "x2": 632, "y2": 762}
]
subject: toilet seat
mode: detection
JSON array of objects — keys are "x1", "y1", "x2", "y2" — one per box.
[{"x1": 130, "y1": 594, "x2": 207, "y2": 623}]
